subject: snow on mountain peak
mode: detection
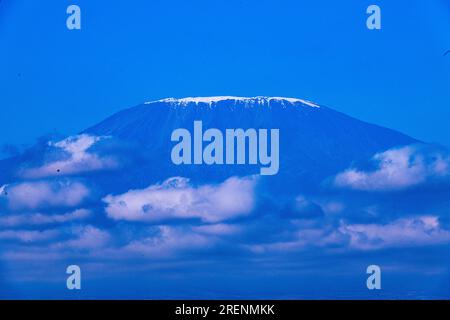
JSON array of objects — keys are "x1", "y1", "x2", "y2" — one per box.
[{"x1": 144, "y1": 96, "x2": 320, "y2": 108}]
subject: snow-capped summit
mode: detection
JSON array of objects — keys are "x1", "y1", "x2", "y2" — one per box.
[{"x1": 144, "y1": 96, "x2": 320, "y2": 108}]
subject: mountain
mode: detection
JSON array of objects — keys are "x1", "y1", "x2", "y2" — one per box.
[{"x1": 82, "y1": 96, "x2": 417, "y2": 191}]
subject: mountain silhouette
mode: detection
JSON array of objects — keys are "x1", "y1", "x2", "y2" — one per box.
[{"x1": 82, "y1": 96, "x2": 417, "y2": 192}]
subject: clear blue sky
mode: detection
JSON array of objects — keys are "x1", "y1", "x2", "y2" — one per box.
[{"x1": 1, "y1": 0, "x2": 449, "y2": 148}]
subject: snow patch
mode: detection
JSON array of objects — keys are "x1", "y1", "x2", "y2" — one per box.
[{"x1": 144, "y1": 96, "x2": 320, "y2": 108}]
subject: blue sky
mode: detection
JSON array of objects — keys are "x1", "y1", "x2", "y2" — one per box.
[
  {"x1": 0, "y1": 0, "x2": 449, "y2": 150},
  {"x1": 1, "y1": 1, "x2": 450, "y2": 299}
]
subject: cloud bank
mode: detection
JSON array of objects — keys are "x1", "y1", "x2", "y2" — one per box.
[
  {"x1": 20, "y1": 134, "x2": 118, "y2": 179},
  {"x1": 335, "y1": 145, "x2": 450, "y2": 191},
  {"x1": 103, "y1": 176, "x2": 257, "y2": 223},
  {"x1": 5, "y1": 180, "x2": 90, "y2": 210}
]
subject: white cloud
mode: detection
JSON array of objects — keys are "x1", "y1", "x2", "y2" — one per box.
[
  {"x1": 246, "y1": 215, "x2": 450, "y2": 254},
  {"x1": 192, "y1": 223, "x2": 241, "y2": 235},
  {"x1": 122, "y1": 226, "x2": 212, "y2": 257},
  {"x1": 321, "y1": 201, "x2": 345, "y2": 214},
  {"x1": 334, "y1": 145, "x2": 450, "y2": 191},
  {"x1": 6, "y1": 180, "x2": 90, "y2": 210},
  {"x1": 21, "y1": 134, "x2": 118, "y2": 178},
  {"x1": 104, "y1": 176, "x2": 257, "y2": 223},
  {"x1": 246, "y1": 228, "x2": 345, "y2": 253},
  {"x1": 53, "y1": 225, "x2": 110, "y2": 250},
  {"x1": 339, "y1": 216, "x2": 450, "y2": 250},
  {"x1": 0, "y1": 184, "x2": 7, "y2": 195},
  {"x1": 0, "y1": 209, "x2": 91, "y2": 227},
  {"x1": 0, "y1": 229, "x2": 59, "y2": 243},
  {"x1": 0, "y1": 226, "x2": 111, "y2": 261}
]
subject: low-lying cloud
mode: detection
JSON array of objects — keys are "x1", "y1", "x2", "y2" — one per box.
[
  {"x1": 0, "y1": 209, "x2": 91, "y2": 227},
  {"x1": 103, "y1": 176, "x2": 257, "y2": 223},
  {"x1": 20, "y1": 134, "x2": 118, "y2": 179},
  {"x1": 334, "y1": 145, "x2": 450, "y2": 191},
  {"x1": 5, "y1": 180, "x2": 90, "y2": 210},
  {"x1": 340, "y1": 216, "x2": 450, "y2": 250}
]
